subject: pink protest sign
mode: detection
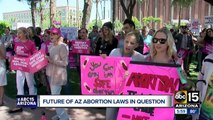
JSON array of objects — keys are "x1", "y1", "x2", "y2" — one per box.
[
  {"x1": 71, "y1": 40, "x2": 90, "y2": 54},
  {"x1": 177, "y1": 48, "x2": 188, "y2": 59},
  {"x1": 81, "y1": 55, "x2": 131, "y2": 95},
  {"x1": 203, "y1": 43, "x2": 213, "y2": 54},
  {"x1": 10, "y1": 56, "x2": 29, "y2": 72},
  {"x1": 10, "y1": 49, "x2": 48, "y2": 73},
  {"x1": 143, "y1": 43, "x2": 150, "y2": 54},
  {"x1": 28, "y1": 49, "x2": 48, "y2": 73},
  {"x1": 117, "y1": 62, "x2": 180, "y2": 120}
]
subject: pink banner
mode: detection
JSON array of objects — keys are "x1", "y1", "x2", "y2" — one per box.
[
  {"x1": 81, "y1": 56, "x2": 131, "y2": 95},
  {"x1": 202, "y1": 43, "x2": 213, "y2": 54},
  {"x1": 117, "y1": 62, "x2": 180, "y2": 120},
  {"x1": 10, "y1": 56, "x2": 29, "y2": 72},
  {"x1": 71, "y1": 40, "x2": 90, "y2": 54},
  {"x1": 10, "y1": 49, "x2": 48, "y2": 73},
  {"x1": 28, "y1": 49, "x2": 48, "y2": 73}
]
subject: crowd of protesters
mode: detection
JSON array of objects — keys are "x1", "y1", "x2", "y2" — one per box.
[{"x1": 0, "y1": 18, "x2": 212, "y2": 120}]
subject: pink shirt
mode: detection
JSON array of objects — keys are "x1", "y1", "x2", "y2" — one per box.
[
  {"x1": 41, "y1": 40, "x2": 52, "y2": 54},
  {"x1": 14, "y1": 40, "x2": 37, "y2": 57}
]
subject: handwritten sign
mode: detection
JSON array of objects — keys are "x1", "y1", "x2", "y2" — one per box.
[
  {"x1": 81, "y1": 56, "x2": 131, "y2": 95},
  {"x1": 71, "y1": 40, "x2": 90, "y2": 54},
  {"x1": 117, "y1": 62, "x2": 180, "y2": 120},
  {"x1": 203, "y1": 43, "x2": 213, "y2": 54},
  {"x1": 205, "y1": 16, "x2": 213, "y2": 25},
  {"x1": 10, "y1": 49, "x2": 48, "y2": 73}
]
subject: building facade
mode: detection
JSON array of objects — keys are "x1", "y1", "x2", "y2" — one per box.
[
  {"x1": 3, "y1": 6, "x2": 82, "y2": 29},
  {"x1": 114, "y1": 0, "x2": 213, "y2": 29}
]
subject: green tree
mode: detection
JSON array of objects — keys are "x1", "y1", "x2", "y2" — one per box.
[
  {"x1": 132, "y1": 16, "x2": 142, "y2": 30},
  {"x1": 87, "y1": 19, "x2": 102, "y2": 31},
  {"x1": 142, "y1": 16, "x2": 161, "y2": 26},
  {"x1": 172, "y1": 0, "x2": 194, "y2": 29},
  {"x1": 0, "y1": 21, "x2": 10, "y2": 36},
  {"x1": 114, "y1": 19, "x2": 123, "y2": 32},
  {"x1": 17, "y1": 0, "x2": 39, "y2": 28},
  {"x1": 50, "y1": 0, "x2": 56, "y2": 27}
]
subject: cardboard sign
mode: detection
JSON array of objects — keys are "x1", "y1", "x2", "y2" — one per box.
[
  {"x1": 10, "y1": 49, "x2": 48, "y2": 73},
  {"x1": 117, "y1": 62, "x2": 180, "y2": 120},
  {"x1": 81, "y1": 56, "x2": 131, "y2": 95},
  {"x1": 71, "y1": 40, "x2": 90, "y2": 54}
]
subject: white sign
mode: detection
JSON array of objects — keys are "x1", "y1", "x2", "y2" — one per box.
[
  {"x1": 39, "y1": 95, "x2": 172, "y2": 107},
  {"x1": 205, "y1": 16, "x2": 213, "y2": 25},
  {"x1": 60, "y1": 27, "x2": 78, "y2": 41}
]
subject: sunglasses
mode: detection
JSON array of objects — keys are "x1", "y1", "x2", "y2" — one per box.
[{"x1": 152, "y1": 38, "x2": 167, "y2": 44}]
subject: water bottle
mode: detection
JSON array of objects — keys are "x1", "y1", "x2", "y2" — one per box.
[{"x1": 41, "y1": 111, "x2": 46, "y2": 120}]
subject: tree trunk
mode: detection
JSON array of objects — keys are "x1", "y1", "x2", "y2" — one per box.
[
  {"x1": 31, "y1": 0, "x2": 36, "y2": 28},
  {"x1": 50, "y1": 0, "x2": 56, "y2": 27},
  {"x1": 67, "y1": 0, "x2": 70, "y2": 26},
  {"x1": 178, "y1": 5, "x2": 182, "y2": 29},
  {"x1": 81, "y1": 0, "x2": 92, "y2": 28},
  {"x1": 120, "y1": 0, "x2": 136, "y2": 19},
  {"x1": 39, "y1": 0, "x2": 44, "y2": 29}
]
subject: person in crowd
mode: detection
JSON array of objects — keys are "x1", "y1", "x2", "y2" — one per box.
[
  {"x1": 41, "y1": 29, "x2": 52, "y2": 54},
  {"x1": 201, "y1": 28, "x2": 213, "y2": 62},
  {"x1": 46, "y1": 28, "x2": 69, "y2": 120},
  {"x1": 95, "y1": 22, "x2": 118, "y2": 56},
  {"x1": 192, "y1": 54, "x2": 213, "y2": 120},
  {"x1": 106, "y1": 31, "x2": 145, "y2": 120},
  {"x1": 116, "y1": 31, "x2": 125, "y2": 49},
  {"x1": 88, "y1": 25, "x2": 98, "y2": 41},
  {"x1": 122, "y1": 19, "x2": 144, "y2": 54},
  {"x1": 148, "y1": 28, "x2": 156, "y2": 36},
  {"x1": 141, "y1": 26, "x2": 153, "y2": 48},
  {"x1": 174, "y1": 25, "x2": 194, "y2": 76},
  {"x1": 27, "y1": 26, "x2": 41, "y2": 50},
  {"x1": 8, "y1": 27, "x2": 37, "y2": 113},
  {"x1": 36, "y1": 27, "x2": 43, "y2": 42},
  {"x1": 146, "y1": 27, "x2": 178, "y2": 64},
  {"x1": 194, "y1": 28, "x2": 207, "y2": 71},
  {"x1": 0, "y1": 40, "x2": 7, "y2": 106},
  {"x1": 1, "y1": 27, "x2": 13, "y2": 72}
]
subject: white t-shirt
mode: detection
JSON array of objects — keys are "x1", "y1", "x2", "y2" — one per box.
[{"x1": 109, "y1": 48, "x2": 145, "y2": 62}]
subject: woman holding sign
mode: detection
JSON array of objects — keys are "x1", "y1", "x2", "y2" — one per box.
[
  {"x1": 106, "y1": 31, "x2": 145, "y2": 120},
  {"x1": 8, "y1": 27, "x2": 37, "y2": 113},
  {"x1": 46, "y1": 28, "x2": 69, "y2": 120},
  {"x1": 0, "y1": 40, "x2": 7, "y2": 106}
]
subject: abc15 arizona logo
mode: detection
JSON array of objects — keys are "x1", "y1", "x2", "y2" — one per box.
[{"x1": 174, "y1": 91, "x2": 199, "y2": 108}]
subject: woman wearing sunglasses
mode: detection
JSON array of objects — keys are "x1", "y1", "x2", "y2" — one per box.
[
  {"x1": 106, "y1": 31, "x2": 145, "y2": 120},
  {"x1": 146, "y1": 27, "x2": 178, "y2": 64}
]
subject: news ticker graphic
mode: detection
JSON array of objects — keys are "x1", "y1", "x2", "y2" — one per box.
[
  {"x1": 16, "y1": 95, "x2": 37, "y2": 108},
  {"x1": 174, "y1": 91, "x2": 200, "y2": 114},
  {"x1": 16, "y1": 95, "x2": 172, "y2": 108},
  {"x1": 175, "y1": 108, "x2": 200, "y2": 115}
]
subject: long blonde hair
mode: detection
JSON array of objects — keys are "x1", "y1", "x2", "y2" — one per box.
[
  {"x1": 18, "y1": 27, "x2": 30, "y2": 40},
  {"x1": 150, "y1": 27, "x2": 177, "y2": 60}
]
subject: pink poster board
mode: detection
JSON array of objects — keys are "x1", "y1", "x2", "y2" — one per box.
[
  {"x1": 71, "y1": 40, "x2": 90, "y2": 54},
  {"x1": 10, "y1": 49, "x2": 48, "y2": 73},
  {"x1": 203, "y1": 43, "x2": 213, "y2": 54},
  {"x1": 117, "y1": 62, "x2": 180, "y2": 120},
  {"x1": 28, "y1": 49, "x2": 48, "y2": 73},
  {"x1": 81, "y1": 56, "x2": 131, "y2": 95}
]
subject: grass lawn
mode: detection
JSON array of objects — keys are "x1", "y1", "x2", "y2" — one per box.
[{"x1": 5, "y1": 68, "x2": 81, "y2": 99}]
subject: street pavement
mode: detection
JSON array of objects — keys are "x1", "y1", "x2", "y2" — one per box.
[{"x1": 0, "y1": 96, "x2": 106, "y2": 120}]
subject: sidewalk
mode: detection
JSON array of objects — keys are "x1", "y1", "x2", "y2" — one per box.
[{"x1": 0, "y1": 96, "x2": 106, "y2": 120}]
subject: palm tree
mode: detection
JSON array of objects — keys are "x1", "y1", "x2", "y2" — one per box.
[
  {"x1": 50, "y1": 0, "x2": 56, "y2": 27},
  {"x1": 17, "y1": 0, "x2": 39, "y2": 28},
  {"x1": 81, "y1": 0, "x2": 93, "y2": 28},
  {"x1": 172, "y1": 0, "x2": 194, "y2": 29}
]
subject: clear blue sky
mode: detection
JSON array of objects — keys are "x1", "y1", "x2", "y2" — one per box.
[{"x1": 0, "y1": 0, "x2": 111, "y2": 21}]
